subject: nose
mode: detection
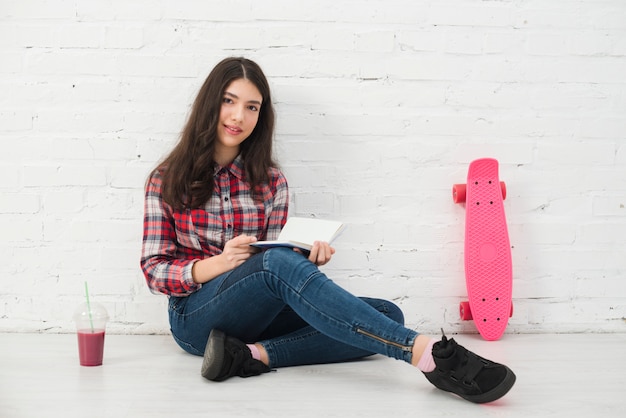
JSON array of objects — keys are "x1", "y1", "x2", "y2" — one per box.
[{"x1": 230, "y1": 105, "x2": 244, "y2": 122}]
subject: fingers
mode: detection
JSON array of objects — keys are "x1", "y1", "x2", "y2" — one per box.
[
  {"x1": 226, "y1": 235, "x2": 257, "y2": 253},
  {"x1": 308, "y1": 241, "x2": 335, "y2": 266},
  {"x1": 222, "y1": 235, "x2": 258, "y2": 268},
  {"x1": 230, "y1": 234, "x2": 258, "y2": 245}
]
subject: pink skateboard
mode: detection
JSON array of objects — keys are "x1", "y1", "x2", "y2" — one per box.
[{"x1": 453, "y1": 158, "x2": 513, "y2": 341}]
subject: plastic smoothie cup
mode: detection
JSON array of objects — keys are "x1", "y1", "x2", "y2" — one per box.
[{"x1": 73, "y1": 302, "x2": 109, "y2": 366}]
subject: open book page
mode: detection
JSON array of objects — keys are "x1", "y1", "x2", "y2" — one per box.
[{"x1": 251, "y1": 217, "x2": 345, "y2": 251}]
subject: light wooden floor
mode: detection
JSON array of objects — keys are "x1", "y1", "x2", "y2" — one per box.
[{"x1": 1, "y1": 333, "x2": 625, "y2": 417}]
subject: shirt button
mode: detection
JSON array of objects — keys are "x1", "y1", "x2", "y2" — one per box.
[{"x1": 224, "y1": 197, "x2": 229, "y2": 202}]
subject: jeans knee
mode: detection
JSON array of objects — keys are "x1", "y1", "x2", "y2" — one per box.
[
  {"x1": 262, "y1": 247, "x2": 321, "y2": 282},
  {"x1": 384, "y1": 300, "x2": 405, "y2": 325},
  {"x1": 264, "y1": 247, "x2": 305, "y2": 266},
  {"x1": 362, "y1": 297, "x2": 405, "y2": 325}
]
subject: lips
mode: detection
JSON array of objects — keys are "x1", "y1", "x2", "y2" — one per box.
[{"x1": 224, "y1": 125, "x2": 243, "y2": 135}]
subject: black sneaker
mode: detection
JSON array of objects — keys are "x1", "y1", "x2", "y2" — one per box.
[
  {"x1": 201, "y1": 329, "x2": 272, "y2": 382},
  {"x1": 423, "y1": 331, "x2": 516, "y2": 403}
]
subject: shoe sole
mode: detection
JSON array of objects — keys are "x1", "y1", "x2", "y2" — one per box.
[
  {"x1": 426, "y1": 364, "x2": 516, "y2": 404},
  {"x1": 462, "y1": 366, "x2": 516, "y2": 404},
  {"x1": 201, "y1": 329, "x2": 226, "y2": 381}
]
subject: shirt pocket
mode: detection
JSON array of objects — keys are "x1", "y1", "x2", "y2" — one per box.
[
  {"x1": 190, "y1": 208, "x2": 224, "y2": 249},
  {"x1": 172, "y1": 210, "x2": 202, "y2": 251}
]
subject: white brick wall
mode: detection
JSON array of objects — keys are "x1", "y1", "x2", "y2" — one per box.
[{"x1": 1, "y1": 0, "x2": 625, "y2": 336}]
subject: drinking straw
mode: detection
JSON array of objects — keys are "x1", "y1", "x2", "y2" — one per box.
[{"x1": 84, "y1": 281, "x2": 95, "y2": 333}]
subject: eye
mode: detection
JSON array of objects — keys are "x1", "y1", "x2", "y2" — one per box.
[
  {"x1": 222, "y1": 97, "x2": 234, "y2": 104},
  {"x1": 248, "y1": 105, "x2": 259, "y2": 112}
]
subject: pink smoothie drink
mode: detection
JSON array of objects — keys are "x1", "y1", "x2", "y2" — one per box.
[
  {"x1": 77, "y1": 329, "x2": 105, "y2": 366},
  {"x1": 74, "y1": 300, "x2": 109, "y2": 367}
]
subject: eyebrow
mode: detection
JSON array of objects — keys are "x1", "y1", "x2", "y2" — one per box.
[{"x1": 224, "y1": 91, "x2": 262, "y2": 106}]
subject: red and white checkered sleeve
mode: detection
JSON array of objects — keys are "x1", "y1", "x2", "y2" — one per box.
[
  {"x1": 265, "y1": 168, "x2": 289, "y2": 241},
  {"x1": 140, "y1": 171, "x2": 200, "y2": 296}
]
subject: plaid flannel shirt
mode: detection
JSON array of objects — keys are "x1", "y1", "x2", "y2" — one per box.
[{"x1": 141, "y1": 155, "x2": 289, "y2": 296}]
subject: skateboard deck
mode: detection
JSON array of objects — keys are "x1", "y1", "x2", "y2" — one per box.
[{"x1": 453, "y1": 158, "x2": 512, "y2": 341}]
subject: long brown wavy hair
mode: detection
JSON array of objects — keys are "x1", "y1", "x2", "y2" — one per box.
[{"x1": 154, "y1": 57, "x2": 276, "y2": 210}]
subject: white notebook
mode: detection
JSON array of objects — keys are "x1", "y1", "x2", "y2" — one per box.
[{"x1": 251, "y1": 217, "x2": 345, "y2": 251}]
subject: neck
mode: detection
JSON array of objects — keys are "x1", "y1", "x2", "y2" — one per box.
[{"x1": 214, "y1": 146, "x2": 239, "y2": 167}]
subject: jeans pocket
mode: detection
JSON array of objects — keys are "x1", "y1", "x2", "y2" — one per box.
[{"x1": 168, "y1": 296, "x2": 188, "y2": 315}]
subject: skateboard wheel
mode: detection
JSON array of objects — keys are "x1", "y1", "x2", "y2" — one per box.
[
  {"x1": 459, "y1": 301, "x2": 472, "y2": 320},
  {"x1": 453, "y1": 184, "x2": 466, "y2": 203},
  {"x1": 500, "y1": 181, "x2": 507, "y2": 200}
]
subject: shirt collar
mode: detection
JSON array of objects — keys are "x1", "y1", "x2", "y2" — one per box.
[{"x1": 214, "y1": 154, "x2": 245, "y2": 180}]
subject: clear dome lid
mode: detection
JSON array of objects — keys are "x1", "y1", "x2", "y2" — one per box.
[{"x1": 73, "y1": 301, "x2": 109, "y2": 326}]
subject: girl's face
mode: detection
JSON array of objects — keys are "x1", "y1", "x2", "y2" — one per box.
[{"x1": 215, "y1": 78, "x2": 263, "y2": 164}]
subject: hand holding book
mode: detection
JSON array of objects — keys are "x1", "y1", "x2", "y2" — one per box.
[{"x1": 251, "y1": 217, "x2": 345, "y2": 252}]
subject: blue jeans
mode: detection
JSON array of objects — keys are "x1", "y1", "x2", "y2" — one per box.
[{"x1": 168, "y1": 248, "x2": 418, "y2": 368}]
